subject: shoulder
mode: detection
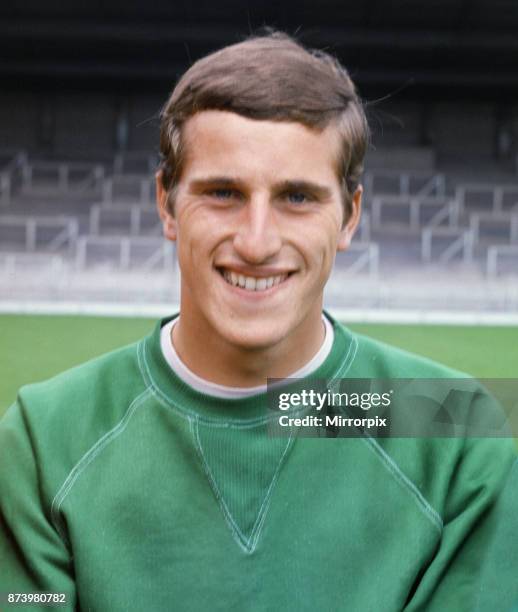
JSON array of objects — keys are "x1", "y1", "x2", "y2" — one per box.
[
  {"x1": 343, "y1": 325, "x2": 504, "y2": 424},
  {"x1": 16, "y1": 338, "x2": 148, "y2": 427},
  {"x1": 0, "y1": 337, "x2": 152, "y2": 502},
  {"x1": 332, "y1": 322, "x2": 517, "y2": 513},
  {"x1": 340, "y1": 324, "x2": 469, "y2": 379}
]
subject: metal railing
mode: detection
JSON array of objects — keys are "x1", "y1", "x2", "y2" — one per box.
[
  {"x1": 0, "y1": 215, "x2": 79, "y2": 252},
  {"x1": 371, "y1": 195, "x2": 457, "y2": 231},
  {"x1": 334, "y1": 242, "x2": 379, "y2": 277},
  {"x1": 21, "y1": 161, "x2": 105, "y2": 194},
  {"x1": 469, "y1": 212, "x2": 518, "y2": 245},
  {"x1": 102, "y1": 175, "x2": 155, "y2": 205},
  {"x1": 421, "y1": 227, "x2": 474, "y2": 263},
  {"x1": 364, "y1": 171, "x2": 446, "y2": 201},
  {"x1": 487, "y1": 245, "x2": 518, "y2": 277},
  {"x1": 75, "y1": 235, "x2": 175, "y2": 271},
  {"x1": 455, "y1": 183, "x2": 518, "y2": 215},
  {"x1": 89, "y1": 203, "x2": 161, "y2": 236}
]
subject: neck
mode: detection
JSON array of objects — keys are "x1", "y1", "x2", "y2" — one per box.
[{"x1": 172, "y1": 309, "x2": 326, "y2": 388}]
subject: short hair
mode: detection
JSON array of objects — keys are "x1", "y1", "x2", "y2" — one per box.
[{"x1": 159, "y1": 31, "x2": 370, "y2": 218}]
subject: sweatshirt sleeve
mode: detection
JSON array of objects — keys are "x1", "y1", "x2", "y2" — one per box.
[
  {"x1": 0, "y1": 401, "x2": 77, "y2": 611},
  {"x1": 475, "y1": 458, "x2": 518, "y2": 611},
  {"x1": 404, "y1": 434, "x2": 517, "y2": 611}
]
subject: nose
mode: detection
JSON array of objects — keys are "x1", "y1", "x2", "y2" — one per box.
[{"x1": 233, "y1": 196, "x2": 282, "y2": 263}]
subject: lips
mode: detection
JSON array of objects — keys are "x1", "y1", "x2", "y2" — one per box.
[{"x1": 218, "y1": 268, "x2": 290, "y2": 292}]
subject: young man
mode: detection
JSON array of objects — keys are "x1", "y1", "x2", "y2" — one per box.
[{"x1": 0, "y1": 32, "x2": 516, "y2": 611}]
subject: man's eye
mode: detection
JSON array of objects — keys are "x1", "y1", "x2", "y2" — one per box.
[
  {"x1": 286, "y1": 192, "x2": 310, "y2": 204},
  {"x1": 208, "y1": 189, "x2": 237, "y2": 199}
]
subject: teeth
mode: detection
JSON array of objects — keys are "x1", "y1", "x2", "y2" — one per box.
[{"x1": 220, "y1": 270, "x2": 288, "y2": 291}]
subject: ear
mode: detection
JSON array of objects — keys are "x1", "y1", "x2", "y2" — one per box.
[
  {"x1": 337, "y1": 185, "x2": 362, "y2": 251},
  {"x1": 156, "y1": 171, "x2": 177, "y2": 242}
]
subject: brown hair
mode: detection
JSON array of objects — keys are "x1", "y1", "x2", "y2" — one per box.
[{"x1": 159, "y1": 31, "x2": 369, "y2": 218}]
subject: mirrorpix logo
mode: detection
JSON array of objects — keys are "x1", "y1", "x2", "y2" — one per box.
[{"x1": 275, "y1": 378, "x2": 393, "y2": 438}]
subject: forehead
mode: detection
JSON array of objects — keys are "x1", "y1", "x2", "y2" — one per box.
[{"x1": 180, "y1": 110, "x2": 342, "y2": 184}]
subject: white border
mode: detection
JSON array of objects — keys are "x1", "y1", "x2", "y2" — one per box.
[{"x1": 0, "y1": 300, "x2": 518, "y2": 326}]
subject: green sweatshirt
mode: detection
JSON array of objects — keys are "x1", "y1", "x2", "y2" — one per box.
[
  {"x1": 475, "y1": 458, "x2": 518, "y2": 611},
  {"x1": 0, "y1": 315, "x2": 516, "y2": 611}
]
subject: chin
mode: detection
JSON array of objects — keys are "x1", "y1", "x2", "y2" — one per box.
[{"x1": 217, "y1": 319, "x2": 290, "y2": 352}]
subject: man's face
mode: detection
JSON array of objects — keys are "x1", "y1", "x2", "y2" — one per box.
[{"x1": 157, "y1": 110, "x2": 361, "y2": 352}]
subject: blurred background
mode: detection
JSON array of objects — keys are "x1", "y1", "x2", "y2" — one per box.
[{"x1": 1, "y1": 1, "x2": 517, "y2": 409}]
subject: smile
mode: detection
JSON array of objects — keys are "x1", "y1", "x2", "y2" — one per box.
[{"x1": 218, "y1": 269, "x2": 290, "y2": 292}]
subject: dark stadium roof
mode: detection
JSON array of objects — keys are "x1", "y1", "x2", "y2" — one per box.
[{"x1": 1, "y1": 0, "x2": 517, "y2": 99}]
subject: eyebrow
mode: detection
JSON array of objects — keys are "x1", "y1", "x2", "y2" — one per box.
[
  {"x1": 275, "y1": 180, "x2": 333, "y2": 199},
  {"x1": 190, "y1": 176, "x2": 238, "y2": 189},
  {"x1": 188, "y1": 176, "x2": 333, "y2": 199}
]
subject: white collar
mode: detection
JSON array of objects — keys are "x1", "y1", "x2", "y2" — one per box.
[{"x1": 159, "y1": 314, "x2": 334, "y2": 399}]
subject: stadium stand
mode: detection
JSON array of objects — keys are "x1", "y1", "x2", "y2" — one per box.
[
  {"x1": 102, "y1": 174, "x2": 156, "y2": 206},
  {"x1": 487, "y1": 245, "x2": 518, "y2": 278},
  {"x1": 75, "y1": 235, "x2": 175, "y2": 271},
  {"x1": 1, "y1": 146, "x2": 516, "y2": 311},
  {"x1": 421, "y1": 227, "x2": 474, "y2": 264},
  {"x1": 89, "y1": 203, "x2": 162, "y2": 236},
  {"x1": 0, "y1": 215, "x2": 78, "y2": 253},
  {"x1": 0, "y1": 2, "x2": 517, "y2": 313}
]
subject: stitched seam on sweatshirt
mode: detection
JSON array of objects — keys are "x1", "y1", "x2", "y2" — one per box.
[
  {"x1": 247, "y1": 429, "x2": 294, "y2": 552},
  {"x1": 191, "y1": 418, "x2": 249, "y2": 552},
  {"x1": 321, "y1": 334, "x2": 443, "y2": 532},
  {"x1": 139, "y1": 338, "x2": 306, "y2": 427},
  {"x1": 144, "y1": 373, "x2": 306, "y2": 428},
  {"x1": 191, "y1": 417, "x2": 292, "y2": 554},
  {"x1": 50, "y1": 386, "x2": 152, "y2": 543},
  {"x1": 361, "y1": 435, "x2": 443, "y2": 533},
  {"x1": 139, "y1": 329, "x2": 358, "y2": 428},
  {"x1": 330, "y1": 333, "x2": 358, "y2": 381}
]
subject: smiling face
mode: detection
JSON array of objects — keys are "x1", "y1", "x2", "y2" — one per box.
[{"x1": 157, "y1": 110, "x2": 361, "y2": 367}]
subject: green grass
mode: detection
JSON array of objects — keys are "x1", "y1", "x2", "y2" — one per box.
[
  {"x1": 0, "y1": 315, "x2": 155, "y2": 415},
  {"x1": 349, "y1": 323, "x2": 518, "y2": 378},
  {"x1": 1, "y1": 314, "x2": 517, "y2": 417}
]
